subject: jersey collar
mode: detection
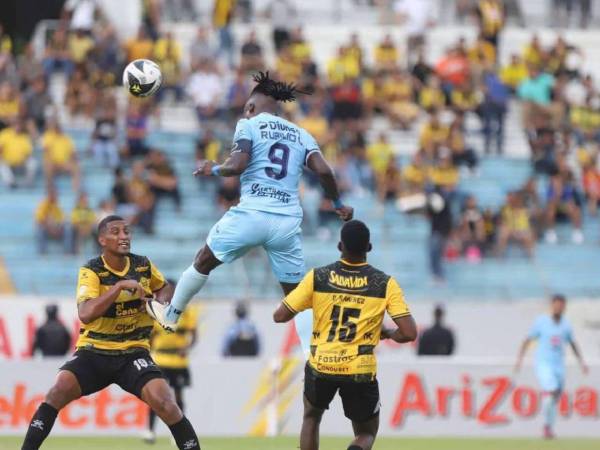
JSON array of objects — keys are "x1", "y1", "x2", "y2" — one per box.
[
  {"x1": 101, "y1": 255, "x2": 130, "y2": 277},
  {"x1": 340, "y1": 259, "x2": 368, "y2": 267}
]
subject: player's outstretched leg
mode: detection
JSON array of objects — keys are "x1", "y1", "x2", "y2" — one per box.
[
  {"x1": 141, "y1": 378, "x2": 200, "y2": 450},
  {"x1": 22, "y1": 371, "x2": 81, "y2": 450},
  {"x1": 348, "y1": 415, "x2": 379, "y2": 450},
  {"x1": 147, "y1": 245, "x2": 221, "y2": 331},
  {"x1": 299, "y1": 395, "x2": 324, "y2": 450}
]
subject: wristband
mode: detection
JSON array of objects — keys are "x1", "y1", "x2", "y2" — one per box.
[
  {"x1": 211, "y1": 165, "x2": 222, "y2": 176},
  {"x1": 333, "y1": 199, "x2": 344, "y2": 209}
]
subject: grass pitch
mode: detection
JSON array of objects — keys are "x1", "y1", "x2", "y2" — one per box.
[{"x1": 1, "y1": 436, "x2": 599, "y2": 450}]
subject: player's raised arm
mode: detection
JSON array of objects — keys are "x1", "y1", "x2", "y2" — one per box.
[
  {"x1": 306, "y1": 151, "x2": 353, "y2": 221},
  {"x1": 194, "y1": 149, "x2": 251, "y2": 177}
]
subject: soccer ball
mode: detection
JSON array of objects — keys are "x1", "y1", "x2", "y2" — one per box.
[{"x1": 122, "y1": 59, "x2": 162, "y2": 97}]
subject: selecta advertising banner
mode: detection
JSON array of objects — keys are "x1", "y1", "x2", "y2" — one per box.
[{"x1": 0, "y1": 297, "x2": 598, "y2": 437}]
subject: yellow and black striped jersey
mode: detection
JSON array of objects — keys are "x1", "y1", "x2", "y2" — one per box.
[
  {"x1": 75, "y1": 254, "x2": 166, "y2": 353},
  {"x1": 151, "y1": 306, "x2": 199, "y2": 369},
  {"x1": 284, "y1": 260, "x2": 410, "y2": 379}
]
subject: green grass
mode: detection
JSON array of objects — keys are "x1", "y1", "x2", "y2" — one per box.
[{"x1": 1, "y1": 436, "x2": 599, "y2": 450}]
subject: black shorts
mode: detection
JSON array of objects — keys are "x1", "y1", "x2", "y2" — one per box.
[
  {"x1": 60, "y1": 349, "x2": 164, "y2": 398},
  {"x1": 303, "y1": 363, "x2": 380, "y2": 423},
  {"x1": 161, "y1": 367, "x2": 191, "y2": 389}
]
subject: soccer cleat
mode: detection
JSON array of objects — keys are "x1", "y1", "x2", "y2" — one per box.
[
  {"x1": 145, "y1": 300, "x2": 177, "y2": 332},
  {"x1": 141, "y1": 429, "x2": 156, "y2": 444},
  {"x1": 545, "y1": 229, "x2": 558, "y2": 244},
  {"x1": 572, "y1": 229, "x2": 584, "y2": 244},
  {"x1": 543, "y1": 425, "x2": 555, "y2": 440}
]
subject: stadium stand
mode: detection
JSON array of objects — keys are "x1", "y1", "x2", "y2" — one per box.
[{"x1": 1, "y1": 0, "x2": 599, "y2": 302}]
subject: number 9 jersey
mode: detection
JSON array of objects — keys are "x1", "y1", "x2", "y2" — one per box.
[
  {"x1": 282, "y1": 259, "x2": 411, "y2": 380},
  {"x1": 232, "y1": 112, "x2": 320, "y2": 218}
]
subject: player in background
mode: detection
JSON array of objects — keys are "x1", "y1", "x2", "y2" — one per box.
[
  {"x1": 272, "y1": 220, "x2": 417, "y2": 450},
  {"x1": 21, "y1": 216, "x2": 200, "y2": 450},
  {"x1": 147, "y1": 72, "x2": 353, "y2": 353},
  {"x1": 144, "y1": 288, "x2": 199, "y2": 444},
  {"x1": 515, "y1": 294, "x2": 588, "y2": 439}
]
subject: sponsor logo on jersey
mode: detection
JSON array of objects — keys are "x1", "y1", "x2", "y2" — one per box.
[
  {"x1": 259, "y1": 121, "x2": 301, "y2": 142},
  {"x1": 250, "y1": 183, "x2": 291, "y2": 203},
  {"x1": 329, "y1": 272, "x2": 368, "y2": 289},
  {"x1": 135, "y1": 266, "x2": 149, "y2": 272}
]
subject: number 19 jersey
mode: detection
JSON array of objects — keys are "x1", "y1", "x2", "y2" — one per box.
[
  {"x1": 283, "y1": 259, "x2": 411, "y2": 379},
  {"x1": 232, "y1": 112, "x2": 320, "y2": 218}
]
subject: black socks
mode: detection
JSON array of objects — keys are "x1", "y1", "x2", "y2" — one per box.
[
  {"x1": 168, "y1": 416, "x2": 201, "y2": 449},
  {"x1": 348, "y1": 446, "x2": 363, "y2": 450},
  {"x1": 21, "y1": 402, "x2": 58, "y2": 450}
]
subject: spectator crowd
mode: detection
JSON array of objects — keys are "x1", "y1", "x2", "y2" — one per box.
[{"x1": 0, "y1": 0, "x2": 599, "y2": 283}]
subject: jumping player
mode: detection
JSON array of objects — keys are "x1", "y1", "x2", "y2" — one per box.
[
  {"x1": 515, "y1": 294, "x2": 588, "y2": 439},
  {"x1": 21, "y1": 216, "x2": 200, "y2": 450},
  {"x1": 148, "y1": 72, "x2": 353, "y2": 352},
  {"x1": 273, "y1": 220, "x2": 417, "y2": 450}
]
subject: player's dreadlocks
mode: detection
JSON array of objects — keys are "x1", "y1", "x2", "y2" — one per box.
[{"x1": 251, "y1": 71, "x2": 312, "y2": 103}]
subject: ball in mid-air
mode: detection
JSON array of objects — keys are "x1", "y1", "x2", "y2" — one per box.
[{"x1": 122, "y1": 59, "x2": 162, "y2": 97}]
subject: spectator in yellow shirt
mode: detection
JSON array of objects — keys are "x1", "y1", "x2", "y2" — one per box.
[
  {"x1": 0, "y1": 120, "x2": 36, "y2": 188},
  {"x1": 500, "y1": 54, "x2": 529, "y2": 91},
  {"x1": 450, "y1": 80, "x2": 482, "y2": 115},
  {"x1": 346, "y1": 33, "x2": 363, "y2": 71},
  {"x1": 42, "y1": 119, "x2": 80, "y2": 192},
  {"x1": 327, "y1": 46, "x2": 360, "y2": 86},
  {"x1": 468, "y1": 34, "x2": 496, "y2": 83},
  {"x1": 124, "y1": 27, "x2": 154, "y2": 62},
  {"x1": 68, "y1": 29, "x2": 94, "y2": 66},
  {"x1": 495, "y1": 191, "x2": 535, "y2": 258},
  {"x1": 402, "y1": 152, "x2": 428, "y2": 194},
  {"x1": 213, "y1": 0, "x2": 236, "y2": 67},
  {"x1": 428, "y1": 150, "x2": 459, "y2": 191},
  {"x1": 447, "y1": 112, "x2": 478, "y2": 171},
  {"x1": 385, "y1": 69, "x2": 419, "y2": 129},
  {"x1": 0, "y1": 81, "x2": 21, "y2": 130},
  {"x1": 68, "y1": 192, "x2": 96, "y2": 254},
  {"x1": 154, "y1": 31, "x2": 184, "y2": 101},
  {"x1": 419, "y1": 75, "x2": 445, "y2": 112},
  {"x1": 297, "y1": 105, "x2": 328, "y2": 145},
  {"x1": 367, "y1": 132, "x2": 395, "y2": 180},
  {"x1": 419, "y1": 110, "x2": 449, "y2": 158},
  {"x1": 374, "y1": 34, "x2": 399, "y2": 72},
  {"x1": 35, "y1": 187, "x2": 67, "y2": 254},
  {"x1": 522, "y1": 34, "x2": 544, "y2": 68}
]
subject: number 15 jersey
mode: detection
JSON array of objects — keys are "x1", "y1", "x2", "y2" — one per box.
[
  {"x1": 283, "y1": 259, "x2": 411, "y2": 379},
  {"x1": 232, "y1": 112, "x2": 320, "y2": 218}
]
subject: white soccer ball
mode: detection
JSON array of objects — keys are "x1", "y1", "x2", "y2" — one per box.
[{"x1": 122, "y1": 59, "x2": 162, "y2": 98}]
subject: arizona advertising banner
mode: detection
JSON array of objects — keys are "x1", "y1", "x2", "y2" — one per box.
[{"x1": 0, "y1": 358, "x2": 597, "y2": 437}]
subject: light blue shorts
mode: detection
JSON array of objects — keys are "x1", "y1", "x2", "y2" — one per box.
[
  {"x1": 536, "y1": 363, "x2": 565, "y2": 393},
  {"x1": 294, "y1": 310, "x2": 313, "y2": 359},
  {"x1": 206, "y1": 207, "x2": 306, "y2": 283}
]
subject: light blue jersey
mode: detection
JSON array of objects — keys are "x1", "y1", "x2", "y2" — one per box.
[
  {"x1": 528, "y1": 315, "x2": 574, "y2": 369},
  {"x1": 232, "y1": 112, "x2": 320, "y2": 218},
  {"x1": 206, "y1": 112, "x2": 321, "y2": 285},
  {"x1": 528, "y1": 315, "x2": 573, "y2": 392}
]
